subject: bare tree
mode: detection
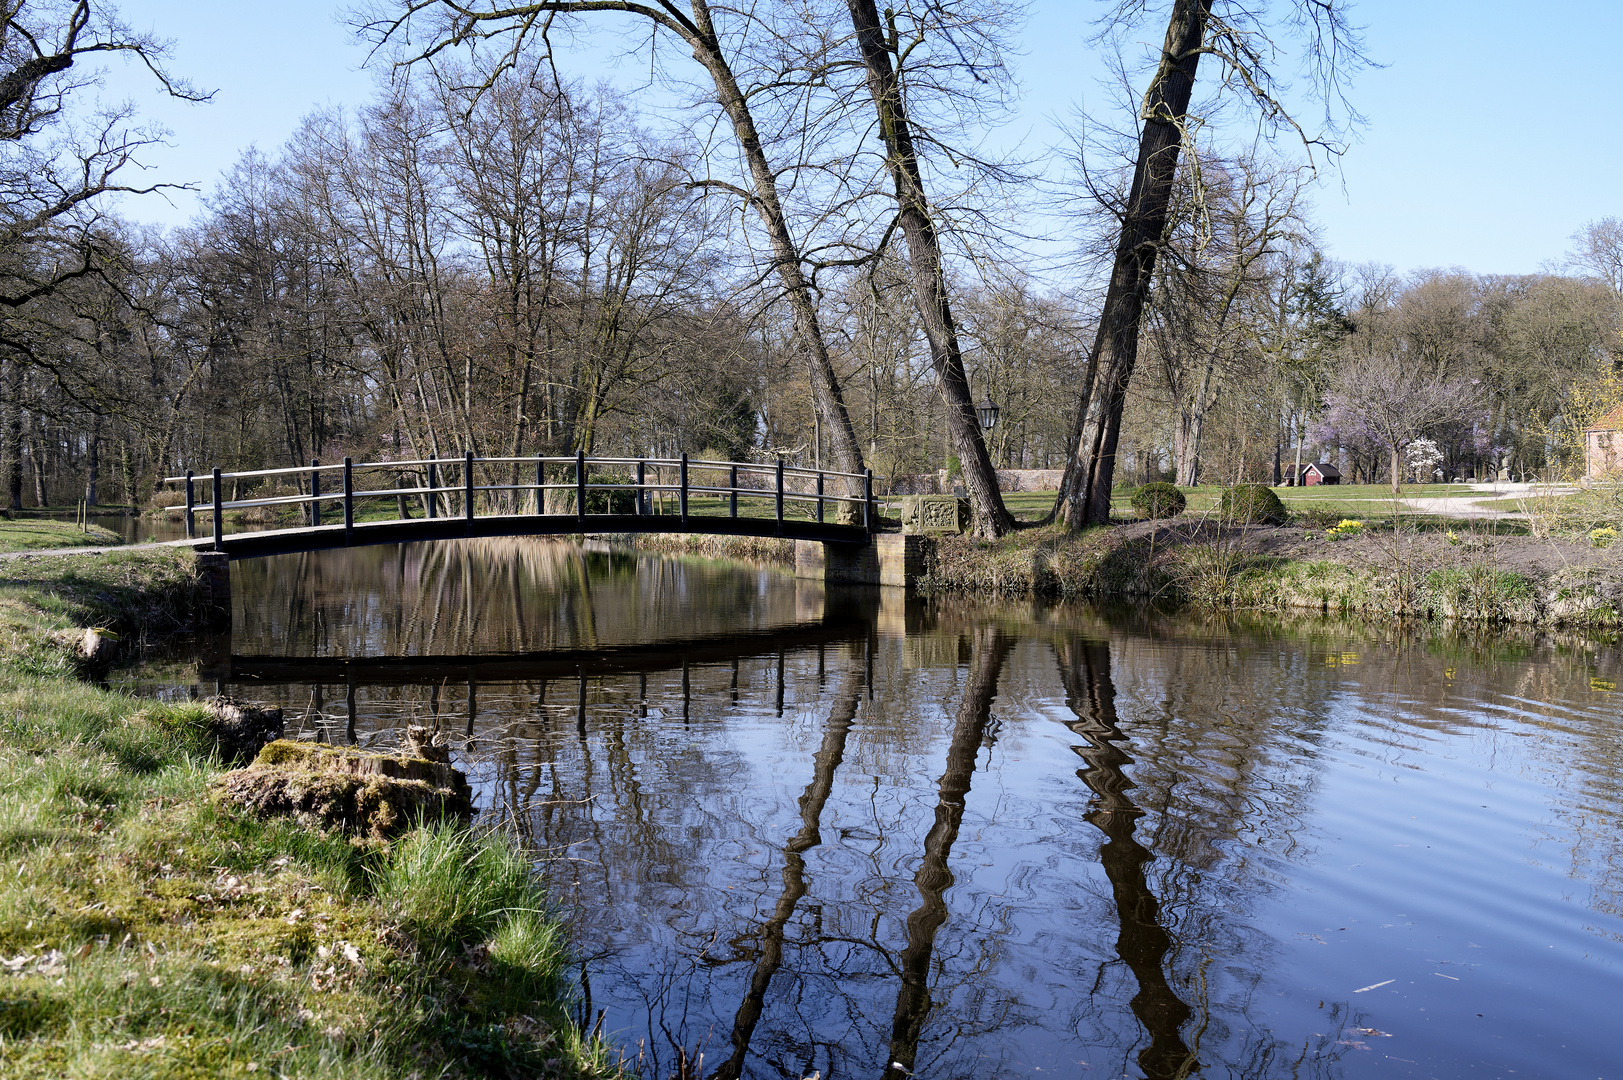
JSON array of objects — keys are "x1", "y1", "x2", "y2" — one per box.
[
  {"x1": 360, "y1": 0, "x2": 869, "y2": 502},
  {"x1": 842, "y1": 0, "x2": 1015, "y2": 535},
  {"x1": 1566, "y1": 217, "x2": 1623, "y2": 298},
  {"x1": 1057, "y1": 0, "x2": 1367, "y2": 526}
]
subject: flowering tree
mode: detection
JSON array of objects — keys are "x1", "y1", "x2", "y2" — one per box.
[
  {"x1": 1314, "y1": 350, "x2": 1486, "y2": 492},
  {"x1": 1405, "y1": 438, "x2": 1443, "y2": 483}
]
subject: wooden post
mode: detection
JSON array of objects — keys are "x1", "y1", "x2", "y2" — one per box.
[
  {"x1": 816, "y1": 471, "x2": 825, "y2": 523},
  {"x1": 729, "y1": 463, "x2": 738, "y2": 518},
  {"x1": 310, "y1": 459, "x2": 321, "y2": 527},
  {"x1": 575, "y1": 450, "x2": 586, "y2": 527},
  {"x1": 865, "y1": 469, "x2": 875, "y2": 533},
  {"x1": 463, "y1": 450, "x2": 475, "y2": 521},
  {"x1": 343, "y1": 457, "x2": 354, "y2": 544},
  {"x1": 679, "y1": 452, "x2": 689, "y2": 525},
  {"x1": 211, "y1": 467, "x2": 223, "y2": 551},
  {"x1": 184, "y1": 470, "x2": 195, "y2": 539},
  {"x1": 636, "y1": 459, "x2": 646, "y2": 515},
  {"x1": 775, "y1": 458, "x2": 784, "y2": 534},
  {"x1": 534, "y1": 458, "x2": 544, "y2": 515},
  {"x1": 426, "y1": 454, "x2": 438, "y2": 519}
]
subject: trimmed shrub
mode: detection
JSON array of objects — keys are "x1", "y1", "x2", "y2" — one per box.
[
  {"x1": 1219, "y1": 484, "x2": 1287, "y2": 525},
  {"x1": 584, "y1": 471, "x2": 637, "y2": 514},
  {"x1": 1131, "y1": 481, "x2": 1186, "y2": 519}
]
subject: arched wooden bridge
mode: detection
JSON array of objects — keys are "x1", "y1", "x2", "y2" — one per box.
[{"x1": 164, "y1": 452, "x2": 877, "y2": 558}]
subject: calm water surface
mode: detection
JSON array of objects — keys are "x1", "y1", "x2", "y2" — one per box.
[{"x1": 136, "y1": 538, "x2": 1623, "y2": 1079}]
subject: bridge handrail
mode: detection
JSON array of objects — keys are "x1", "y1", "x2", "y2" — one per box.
[
  {"x1": 161, "y1": 452, "x2": 880, "y2": 548},
  {"x1": 161, "y1": 455, "x2": 871, "y2": 486}
]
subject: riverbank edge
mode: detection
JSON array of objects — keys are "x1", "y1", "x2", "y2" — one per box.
[
  {"x1": 916, "y1": 522, "x2": 1623, "y2": 629},
  {"x1": 600, "y1": 522, "x2": 1623, "y2": 630},
  {"x1": 0, "y1": 548, "x2": 616, "y2": 1078}
]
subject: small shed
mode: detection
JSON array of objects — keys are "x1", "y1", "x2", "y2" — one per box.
[
  {"x1": 1584, "y1": 405, "x2": 1623, "y2": 480},
  {"x1": 1299, "y1": 462, "x2": 1341, "y2": 486}
]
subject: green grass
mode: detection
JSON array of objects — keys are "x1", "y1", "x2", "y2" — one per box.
[
  {"x1": 0, "y1": 556, "x2": 614, "y2": 1078},
  {"x1": 0, "y1": 520, "x2": 122, "y2": 553}
]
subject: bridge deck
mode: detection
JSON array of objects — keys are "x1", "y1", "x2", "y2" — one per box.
[{"x1": 178, "y1": 512, "x2": 870, "y2": 559}]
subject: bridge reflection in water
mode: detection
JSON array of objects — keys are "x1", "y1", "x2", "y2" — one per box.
[{"x1": 169, "y1": 537, "x2": 1623, "y2": 1079}]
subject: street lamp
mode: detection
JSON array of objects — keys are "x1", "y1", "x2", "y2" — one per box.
[{"x1": 976, "y1": 397, "x2": 1000, "y2": 431}]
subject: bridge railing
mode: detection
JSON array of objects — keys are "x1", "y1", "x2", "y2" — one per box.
[{"x1": 163, "y1": 452, "x2": 876, "y2": 547}]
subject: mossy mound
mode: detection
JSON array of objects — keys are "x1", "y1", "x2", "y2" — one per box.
[
  {"x1": 214, "y1": 739, "x2": 473, "y2": 841},
  {"x1": 1219, "y1": 484, "x2": 1287, "y2": 525},
  {"x1": 1131, "y1": 482, "x2": 1186, "y2": 519}
]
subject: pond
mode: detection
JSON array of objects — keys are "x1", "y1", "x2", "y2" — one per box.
[{"x1": 130, "y1": 538, "x2": 1623, "y2": 1079}]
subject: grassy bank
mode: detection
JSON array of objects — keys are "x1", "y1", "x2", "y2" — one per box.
[
  {"x1": 0, "y1": 519, "x2": 122, "y2": 553},
  {"x1": 0, "y1": 551, "x2": 614, "y2": 1078},
  {"x1": 919, "y1": 519, "x2": 1623, "y2": 629}
]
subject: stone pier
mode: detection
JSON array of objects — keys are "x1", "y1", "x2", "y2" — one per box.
[
  {"x1": 794, "y1": 534, "x2": 930, "y2": 589},
  {"x1": 195, "y1": 551, "x2": 232, "y2": 629}
]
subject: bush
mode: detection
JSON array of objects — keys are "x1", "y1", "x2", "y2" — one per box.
[
  {"x1": 1219, "y1": 484, "x2": 1287, "y2": 525},
  {"x1": 584, "y1": 470, "x2": 637, "y2": 514},
  {"x1": 1130, "y1": 481, "x2": 1186, "y2": 519}
]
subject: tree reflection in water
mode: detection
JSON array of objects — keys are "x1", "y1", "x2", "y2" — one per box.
[
  {"x1": 1056, "y1": 637, "x2": 1196, "y2": 1079},
  {"x1": 198, "y1": 543, "x2": 1623, "y2": 1080},
  {"x1": 880, "y1": 627, "x2": 1013, "y2": 1080},
  {"x1": 711, "y1": 661, "x2": 863, "y2": 1080}
]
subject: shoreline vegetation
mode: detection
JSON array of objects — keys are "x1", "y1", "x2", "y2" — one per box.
[
  {"x1": 0, "y1": 544, "x2": 616, "y2": 1078},
  {"x1": 616, "y1": 482, "x2": 1623, "y2": 631}
]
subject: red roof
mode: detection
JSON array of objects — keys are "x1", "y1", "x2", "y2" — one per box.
[{"x1": 1585, "y1": 404, "x2": 1623, "y2": 432}]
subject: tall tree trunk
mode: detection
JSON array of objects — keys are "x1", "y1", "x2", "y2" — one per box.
[
  {"x1": 2, "y1": 358, "x2": 22, "y2": 511},
  {"x1": 29, "y1": 424, "x2": 47, "y2": 507},
  {"x1": 681, "y1": 1, "x2": 867, "y2": 503},
  {"x1": 843, "y1": 0, "x2": 1014, "y2": 537},
  {"x1": 1060, "y1": 0, "x2": 1213, "y2": 527},
  {"x1": 84, "y1": 415, "x2": 101, "y2": 507}
]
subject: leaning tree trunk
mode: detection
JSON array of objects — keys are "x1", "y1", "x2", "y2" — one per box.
[
  {"x1": 844, "y1": 0, "x2": 1014, "y2": 537},
  {"x1": 684, "y1": 1, "x2": 866, "y2": 504},
  {"x1": 1060, "y1": 0, "x2": 1214, "y2": 527}
]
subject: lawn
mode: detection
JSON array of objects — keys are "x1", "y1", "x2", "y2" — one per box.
[{"x1": 0, "y1": 519, "x2": 122, "y2": 553}]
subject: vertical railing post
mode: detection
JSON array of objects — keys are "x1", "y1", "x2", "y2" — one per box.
[
  {"x1": 343, "y1": 457, "x2": 354, "y2": 544},
  {"x1": 775, "y1": 458, "x2": 784, "y2": 533},
  {"x1": 184, "y1": 470, "x2": 195, "y2": 539},
  {"x1": 310, "y1": 459, "x2": 321, "y2": 527},
  {"x1": 211, "y1": 467, "x2": 223, "y2": 551},
  {"x1": 575, "y1": 450, "x2": 586, "y2": 528},
  {"x1": 534, "y1": 457, "x2": 545, "y2": 515},
  {"x1": 816, "y1": 471, "x2": 825, "y2": 523},
  {"x1": 464, "y1": 450, "x2": 475, "y2": 521},
  {"x1": 729, "y1": 463, "x2": 738, "y2": 519},
  {"x1": 426, "y1": 454, "x2": 438, "y2": 519},
  {"x1": 679, "y1": 452, "x2": 689, "y2": 525},
  {"x1": 865, "y1": 469, "x2": 875, "y2": 533},
  {"x1": 636, "y1": 459, "x2": 646, "y2": 515}
]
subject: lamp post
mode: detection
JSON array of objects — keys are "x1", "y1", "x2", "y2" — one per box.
[{"x1": 976, "y1": 397, "x2": 1000, "y2": 431}]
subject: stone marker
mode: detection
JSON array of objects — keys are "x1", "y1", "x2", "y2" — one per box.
[{"x1": 901, "y1": 494, "x2": 969, "y2": 534}]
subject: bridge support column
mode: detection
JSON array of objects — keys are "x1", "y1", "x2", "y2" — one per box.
[
  {"x1": 195, "y1": 551, "x2": 231, "y2": 629},
  {"x1": 794, "y1": 534, "x2": 929, "y2": 589}
]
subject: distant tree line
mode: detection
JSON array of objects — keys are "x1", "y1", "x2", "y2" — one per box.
[{"x1": 1, "y1": 1, "x2": 1619, "y2": 522}]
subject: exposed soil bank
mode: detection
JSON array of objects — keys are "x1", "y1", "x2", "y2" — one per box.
[
  {"x1": 920, "y1": 520, "x2": 1623, "y2": 629},
  {"x1": 0, "y1": 550, "x2": 616, "y2": 1078}
]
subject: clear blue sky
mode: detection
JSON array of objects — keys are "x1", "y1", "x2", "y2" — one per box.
[{"x1": 97, "y1": 0, "x2": 1622, "y2": 278}]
